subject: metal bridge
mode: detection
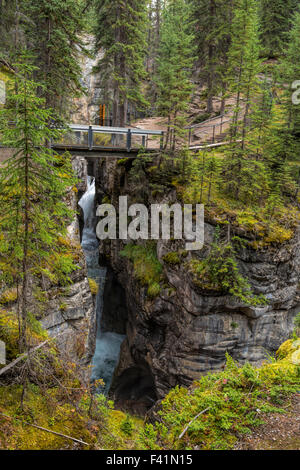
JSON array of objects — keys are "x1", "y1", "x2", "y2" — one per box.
[{"x1": 51, "y1": 124, "x2": 165, "y2": 156}]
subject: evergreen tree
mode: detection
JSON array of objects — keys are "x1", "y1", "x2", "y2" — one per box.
[
  {"x1": 0, "y1": 0, "x2": 17, "y2": 58},
  {"x1": 145, "y1": 0, "x2": 163, "y2": 106},
  {"x1": 0, "y1": 57, "x2": 76, "y2": 351},
  {"x1": 259, "y1": 0, "x2": 299, "y2": 58},
  {"x1": 224, "y1": 0, "x2": 263, "y2": 198},
  {"x1": 155, "y1": 0, "x2": 195, "y2": 149},
  {"x1": 189, "y1": 0, "x2": 234, "y2": 114},
  {"x1": 263, "y1": 11, "x2": 300, "y2": 198},
  {"x1": 94, "y1": 0, "x2": 149, "y2": 127},
  {"x1": 22, "y1": 0, "x2": 87, "y2": 114},
  {"x1": 280, "y1": 11, "x2": 300, "y2": 159}
]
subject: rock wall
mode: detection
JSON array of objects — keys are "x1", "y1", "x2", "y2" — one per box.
[
  {"x1": 41, "y1": 156, "x2": 96, "y2": 366},
  {"x1": 70, "y1": 35, "x2": 103, "y2": 125},
  {"x1": 95, "y1": 157, "x2": 300, "y2": 399}
]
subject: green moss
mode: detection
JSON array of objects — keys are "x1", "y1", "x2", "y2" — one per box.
[
  {"x1": 0, "y1": 385, "x2": 95, "y2": 450},
  {"x1": 102, "y1": 195, "x2": 111, "y2": 204},
  {"x1": 147, "y1": 282, "x2": 161, "y2": 299},
  {"x1": 88, "y1": 278, "x2": 99, "y2": 296},
  {"x1": 0, "y1": 288, "x2": 17, "y2": 305},
  {"x1": 0, "y1": 309, "x2": 47, "y2": 362},
  {"x1": 140, "y1": 339, "x2": 300, "y2": 450},
  {"x1": 188, "y1": 242, "x2": 267, "y2": 306},
  {"x1": 59, "y1": 302, "x2": 67, "y2": 311},
  {"x1": 162, "y1": 252, "x2": 181, "y2": 265},
  {"x1": 117, "y1": 158, "x2": 129, "y2": 166},
  {"x1": 120, "y1": 242, "x2": 163, "y2": 298}
]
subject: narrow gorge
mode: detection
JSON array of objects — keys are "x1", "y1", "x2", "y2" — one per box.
[
  {"x1": 1, "y1": 0, "x2": 300, "y2": 451},
  {"x1": 68, "y1": 154, "x2": 300, "y2": 414}
]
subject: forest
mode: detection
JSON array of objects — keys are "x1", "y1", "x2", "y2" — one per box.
[{"x1": 0, "y1": 0, "x2": 300, "y2": 453}]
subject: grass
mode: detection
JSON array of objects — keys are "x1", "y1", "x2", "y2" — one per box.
[
  {"x1": 138, "y1": 338, "x2": 300, "y2": 450},
  {"x1": 120, "y1": 242, "x2": 163, "y2": 298}
]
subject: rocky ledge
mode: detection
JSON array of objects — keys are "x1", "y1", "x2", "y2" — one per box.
[{"x1": 95, "y1": 157, "x2": 300, "y2": 400}]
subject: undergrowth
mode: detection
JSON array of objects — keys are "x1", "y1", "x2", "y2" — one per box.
[
  {"x1": 138, "y1": 338, "x2": 300, "y2": 450},
  {"x1": 120, "y1": 242, "x2": 163, "y2": 298}
]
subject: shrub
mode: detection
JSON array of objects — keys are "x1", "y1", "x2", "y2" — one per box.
[
  {"x1": 88, "y1": 278, "x2": 99, "y2": 296},
  {"x1": 143, "y1": 338, "x2": 300, "y2": 450},
  {"x1": 188, "y1": 242, "x2": 266, "y2": 306},
  {"x1": 0, "y1": 288, "x2": 17, "y2": 305},
  {"x1": 121, "y1": 242, "x2": 162, "y2": 298},
  {"x1": 163, "y1": 252, "x2": 181, "y2": 265},
  {"x1": 120, "y1": 415, "x2": 134, "y2": 436}
]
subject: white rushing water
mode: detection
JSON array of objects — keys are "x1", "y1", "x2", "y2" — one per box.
[{"x1": 79, "y1": 177, "x2": 125, "y2": 393}]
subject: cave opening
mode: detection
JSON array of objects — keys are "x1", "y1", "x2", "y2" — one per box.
[{"x1": 111, "y1": 364, "x2": 158, "y2": 415}]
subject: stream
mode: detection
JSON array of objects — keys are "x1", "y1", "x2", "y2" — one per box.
[{"x1": 79, "y1": 177, "x2": 125, "y2": 393}]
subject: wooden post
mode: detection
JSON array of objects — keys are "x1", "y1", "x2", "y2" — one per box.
[{"x1": 212, "y1": 125, "x2": 215, "y2": 143}]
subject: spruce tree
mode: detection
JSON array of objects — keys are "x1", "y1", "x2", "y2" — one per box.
[
  {"x1": 0, "y1": 56, "x2": 76, "y2": 351},
  {"x1": 21, "y1": 0, "x2": 87, "y2": 114},
  {"x1": 263, "y1": 11, "x2": 300, "y2": 198},
  {"x1": 224, "y1": 0, "x2": 263, "y2": 198},
  {"x1": 0, "y1": 0, "x2": 17, "y2": 58},
  {"x1": 259, "y1": 0, "x2": 299, "y2": 58},
  {"x1": 155, "y1": 0, "x2": 195, "y2": 149},
  {"x1": 190, "y1": 0, "x2": 234, "y2": 114},
  {"x1": 280, "y1": 11, "x2": 300, "y2": 159},
  {"x1": 94, "y1": 0, "x2": 149, "y2": 127}
]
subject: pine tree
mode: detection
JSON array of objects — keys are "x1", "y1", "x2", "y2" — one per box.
[
  {"x1": 145, "y1": 0, "x2": 162, "y2": 106},
  {"x1": 259, "y1": 0, "x2": 299, "y2": 58},
  {"x1": 94, "y1": 0, "x2": 149, "y2": 127},
  {"x1": 262, "y1": 11, "x2": 300, "y2": 198},
  {"x1": 280, "y1": 11, "x2": 300, "y2": 158},
  {"x1": 0, "y1": 0, "x2": 17, "y2": 58},
  {"x1": 21, "y1": 0, "x2": 87, "y2": 114},
  {"x1": 189, "y1": 0, "x2": 234, "y2": 114},
  {"x1": 155, "y1": 0, "x2": 195, "y2": 149},
  {"x1": 0, "y1": 56, "x2": 76, "y2": 351},
  {"x1": 224, "y1": 0, "x2": 263, "y2": 198}
]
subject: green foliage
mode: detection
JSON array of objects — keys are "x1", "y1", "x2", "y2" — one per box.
[
  {"x1": 0, "y1": 0, "x2": 16, "y2": 59},
  {"x1": 188, "y1": 241, "x2": 266, "y2": 306},
  {"x1": 143, "y1": 341, "x2": 300, "y2": 450},
  {"x1": 120, "y1": 415, "x2": 134, "y2": 437},
  {"x1": 88, "y1": 278, "x2": 99, "y2": 296},
  {"x1": 162, "y1": 252, "x2": 181, "y2": 266},
  {"x1": 0, "y1": 56, "x2": 77, "y2": 350},
  {"x1": 94, "y1": 0, "x2": 149, "y2": 126},
  {"x1": 21, "y1": 0, "x2": 87, "y2": 112},
  {"x1": 259, "y1": 0, "x2": 299, "y2": 58},
  {"x1": 294, "y1": 313, "x2": 300, "y2": 335},
  {"x1": 155, "y1": 0, "x2": 195, "y2": 149},
  {"x1": 120, "y1": 242, "x2": 162, "y2": 298},
  {"x1": 0, "y1": 309, "x2": 47, "y2": 361},
  {"x1": 190, "y1": 0, "x2": 234, "y2": 113},
  {"x1": 0, "y1": 288, "x2": 18, "y2": 305}
]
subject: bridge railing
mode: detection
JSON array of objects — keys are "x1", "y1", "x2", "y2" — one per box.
[{"x1": 53, "y1": 125, "x2": 164, "y2": 152}]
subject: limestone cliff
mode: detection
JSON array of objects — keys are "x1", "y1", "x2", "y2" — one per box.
[
  {"x1": 94, "y1": 157, "x2": 300, "y2": 401},
  {"x1": 38, "y1": 157, "x2": 95, "y2": 365}
]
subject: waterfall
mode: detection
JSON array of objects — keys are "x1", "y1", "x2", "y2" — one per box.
[{"x1": 79, "y1": 177, "x2": 125, "y2": 393}]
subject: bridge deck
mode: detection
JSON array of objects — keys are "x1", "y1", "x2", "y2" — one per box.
[{"x1": 56, "y1": 124, "x2": 165, "y2": 153}]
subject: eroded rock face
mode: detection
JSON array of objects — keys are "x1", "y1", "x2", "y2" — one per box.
[
  {"x1": 41, "y1": 156, "x2": 95, "y2": 366},
  {"x1": 70, "y1": 36, "x2": 103, "y2": 125},
  {"x1": 95, "y1": 158, "x2": 300, "y2": 399}
]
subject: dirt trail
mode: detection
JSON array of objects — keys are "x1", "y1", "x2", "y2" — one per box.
[{"x1": 235, "y1": 394, "x2": 300, "y2": 450}]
